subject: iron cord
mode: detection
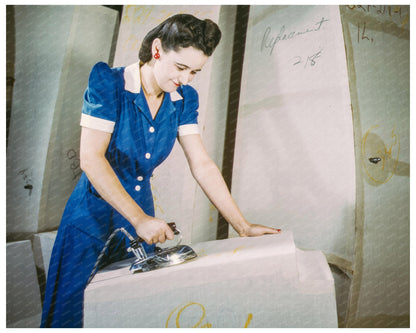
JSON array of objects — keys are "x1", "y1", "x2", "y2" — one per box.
[{"x1": 86, "y1": 227, "x2": 136, "y2": 285}]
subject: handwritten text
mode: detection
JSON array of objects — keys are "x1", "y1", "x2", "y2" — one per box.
[
  {"x1": 17, "y1": 168, "x2": 33, "y2": 196},
  {"x1": 66, "y1": 149, "x2": 82, "y2": 181},
  {"x1": 293, "y1": 48, "x2": 323, "y2": 68},
  {"x1": 261, "y1": 17, "x2": 329, "y2": 56}
]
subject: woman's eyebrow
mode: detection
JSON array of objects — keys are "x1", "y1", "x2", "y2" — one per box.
[{"x1": 175, "y1": 62, "x2": 202, "y2": 72}]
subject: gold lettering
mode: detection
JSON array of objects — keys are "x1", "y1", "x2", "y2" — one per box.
[
  {"x1": 244, "y1": 313, "x2": 253, "y2": 328},
  {"x1": 166, "y1": 302, "x2": 254, "y2": 328},
  {"x1": 166, "y1": 302, "x2": 211, "y2": 328}
]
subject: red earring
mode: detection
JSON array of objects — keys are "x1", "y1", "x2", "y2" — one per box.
[{"x1": 154, "y1": 47, "x2": 160, "y2": 59}]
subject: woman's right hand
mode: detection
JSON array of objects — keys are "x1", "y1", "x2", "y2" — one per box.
[{"x1": 134, "y1": 217, "x2": 175, "y2": 245}]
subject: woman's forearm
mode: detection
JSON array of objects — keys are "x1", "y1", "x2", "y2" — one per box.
[
  {"x1": 180, "y1": 134, "x2": 279, "y2": 238},
  {"x1": 80, "y1": 155, "x2": 148, "y2": 228},
  {"x1": 190, "y1": 160, "x2": 251, "y2": 236},
  {"x1": 79, "y1": 127, "x2": 174, "y2": 244}
]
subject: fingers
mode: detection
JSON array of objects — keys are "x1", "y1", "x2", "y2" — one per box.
[
  {"x1": 270, "y1": 227, "x2": 282, "y2": 234},
  {"x1": 144, "y1": 237, "x2": 153, "y2": 246},
  {"x1": 145, "y1": 232, "x2": 166, "y2": 245},
  {"x1": 154, "y1": 223, "x2": 174, "y2": 244},
  {"x1": 165, "y1": 225, "x2": 175, "y2": 240},
  {"x1": 258, "y1": 228, "x2": 280, "y2": 236},
  {"x1": 137, "y1": 219, "x2": 176, "y2": 245},
  {"x1": 248, "y1": 224, "x2": 282, "y2": 237},
  {"x1": 151, "y1": 226, "x2": 168, "y2": 244},
  {"x1": 265, "y1": 227, "x2": 282, "y2": 235},
  {"x1": 158, "y1": 232, "x2": 166, "y2": 244}
]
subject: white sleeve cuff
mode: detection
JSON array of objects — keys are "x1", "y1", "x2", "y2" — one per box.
[
  {"x1": 178, "y1": 124, "x2": 199, "y2": 136},
  {"x1": 80, "y1": 113, "x2": 115, "y2": 133}
]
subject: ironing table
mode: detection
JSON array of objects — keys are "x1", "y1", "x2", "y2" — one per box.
[{"x1": 84, "y1": 231, "x2": 338, "y2": 328}]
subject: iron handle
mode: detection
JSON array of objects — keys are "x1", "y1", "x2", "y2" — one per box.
[{"x1": 131, "y1": 222, "x2": 179, "y2": 245}]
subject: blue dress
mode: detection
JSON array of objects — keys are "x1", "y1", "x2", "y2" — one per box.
[{"x1": 41, "y1": 62, "x2": 200, "y2": 328}]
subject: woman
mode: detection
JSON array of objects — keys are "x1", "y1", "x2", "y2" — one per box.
[{"x1": 41, "y1": 13, "x2": 280, "y2": 328}]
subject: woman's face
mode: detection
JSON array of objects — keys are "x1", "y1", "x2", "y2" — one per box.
[{"x1": 153, "y1": 44, "x2": 209, "y2": 93}]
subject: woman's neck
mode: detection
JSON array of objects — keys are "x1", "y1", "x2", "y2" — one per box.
[{"x1": 140, "y1": 63, "x2": 164, "y2": 99}]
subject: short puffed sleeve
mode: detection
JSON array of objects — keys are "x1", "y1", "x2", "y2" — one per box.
[
  {"x1": 177, "y1": 85, "x2": 200, "y2": 136},
  {"x1": 80, "y1": 62, "x2": 119, "y2": 133}
]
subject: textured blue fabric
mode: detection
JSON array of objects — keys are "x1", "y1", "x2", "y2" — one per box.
[{"x1": 41, "y1": 62, "x2": 199, "y2": 327}]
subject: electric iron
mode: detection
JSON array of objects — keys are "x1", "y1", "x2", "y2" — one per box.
[
  {"x1": 124, "y1": 222, "x2": 197, "y2": 273},
  {"x1": 87, "y1": 223, "x2": 197, "y2": 285}
]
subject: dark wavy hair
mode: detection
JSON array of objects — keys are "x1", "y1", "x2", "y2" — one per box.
[{"x1": 139, "y1": 14, "x2": 222, "y2": 62}]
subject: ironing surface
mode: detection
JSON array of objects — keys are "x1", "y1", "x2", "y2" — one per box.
[
  {"x1": 84, "y1": 231, "x2": 337, "y2": 328},
  {"x1": 88, "y1": 231, "x2": 297, "y2": 284}
]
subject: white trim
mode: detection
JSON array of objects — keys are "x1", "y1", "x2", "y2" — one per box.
[
  {"x1": 124, "y1": 62, "x2": 141, "y2": 93},
  {"x1": 178, "y1": 124, "x2": 199, "y2": 136},
  {"x1": 80, "y1": 113, "x2": 115, "y2": 133},
  {"x1": 170, "y1": 90, "x2": 183, "y2": 101}
]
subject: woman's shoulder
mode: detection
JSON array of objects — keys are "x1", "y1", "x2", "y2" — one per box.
[
  {"x1": 89, "y1": 62, "x2": 124, "y2": 87},
  {"x1": 90, "y1": 61, "x2": 113, "y2": 75}
]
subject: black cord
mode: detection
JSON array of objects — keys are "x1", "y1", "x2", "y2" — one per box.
[{"x1": 86, "y1": 228, "x2": 132, "y2": 285}]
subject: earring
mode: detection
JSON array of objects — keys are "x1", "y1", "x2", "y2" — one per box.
[{"x1": 154, "y1": 47, "x2": 160, "y2": 59}]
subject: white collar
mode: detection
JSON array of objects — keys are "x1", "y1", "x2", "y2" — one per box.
[{"x1": 124, "y1": 62, "x2": 183, "y2": 102}]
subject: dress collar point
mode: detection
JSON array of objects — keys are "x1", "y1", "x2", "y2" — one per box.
[
  {"x1": 124, "y1": 62, "x2": 141, "y2": 94},
  {"x1": 170, "y1": 90, "x2": 183, "y2": 102}
]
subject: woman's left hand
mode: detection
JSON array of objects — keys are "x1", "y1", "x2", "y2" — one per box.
[{"x1": 240, "y1": 223, "x2": 281, "y2": 237}]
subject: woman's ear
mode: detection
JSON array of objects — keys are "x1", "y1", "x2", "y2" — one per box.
[{"x1": 152, "y1": 38, "x2": 162, "y2": 56}]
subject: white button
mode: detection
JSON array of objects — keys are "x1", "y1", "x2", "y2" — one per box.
[
  {"x1": 137, "y1": 176, "x2": 143, "y2": 181},
  {"x1": 135, "y1": 185, "x2": 141, "y2": 191},
  {"x1": 145, "y1": 153, "x2": 151, "y2": 159},
  {"x1": 149, "y1": 126, "x2": 155, "y2": 133}
]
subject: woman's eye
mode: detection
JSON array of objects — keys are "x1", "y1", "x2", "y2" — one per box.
[{"x1": 176, "y1": 66, "x2": 185, "y2": 71}]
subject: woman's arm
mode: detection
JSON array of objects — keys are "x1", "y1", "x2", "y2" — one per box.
[
  {"x1": 178, "y1": 134, "x2": 280, "y2": 237},
  {"x1": 79, "y1": 126, "x2": 174, "y2": 244}
]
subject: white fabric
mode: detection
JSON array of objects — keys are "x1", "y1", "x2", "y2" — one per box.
[
  {"x1": 80, "y1": 113, "x2": 115, "y2": 133},
  {"x1": 84, "y1": 231, "x2": 337, "y2": 328},
  {"x1": 178, "y1": 124, "x2": 200, "y2": 136},
  {"x1": 123, "y1": 61, "x2": 141, "y2": 93},
  {"x1": 230, "y1": 5, "x2": 356, "y2": 262}
]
